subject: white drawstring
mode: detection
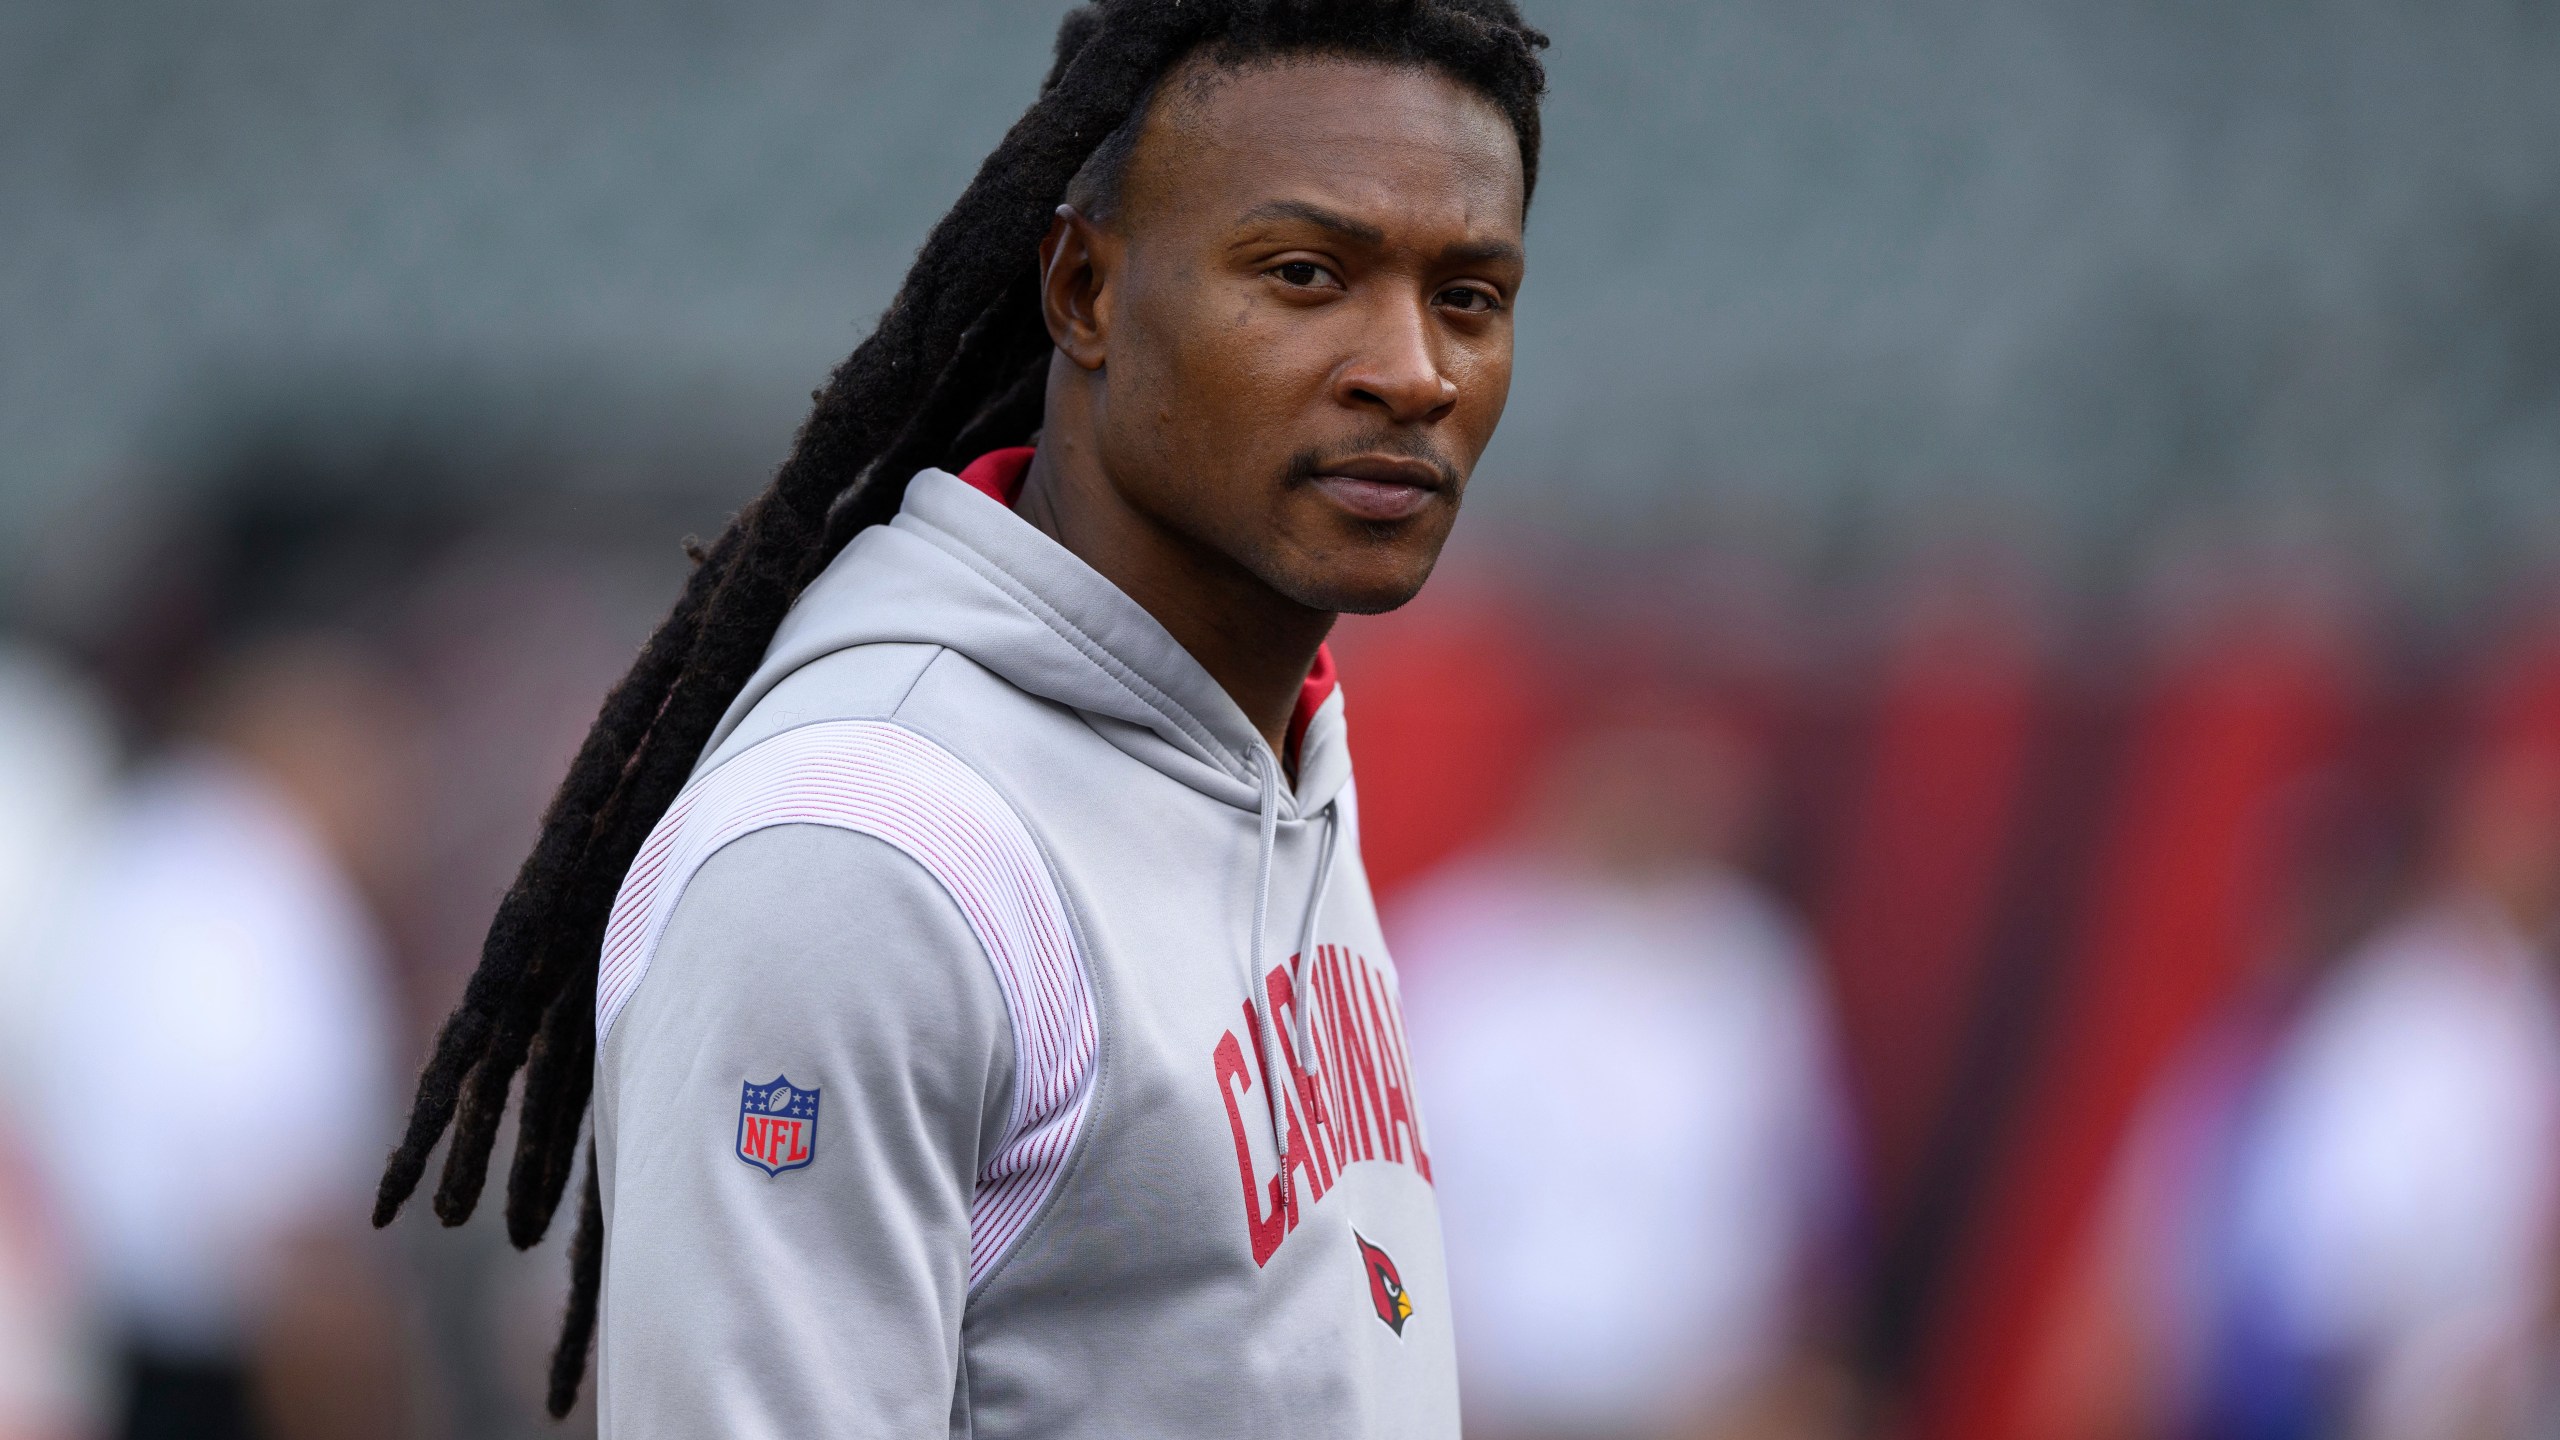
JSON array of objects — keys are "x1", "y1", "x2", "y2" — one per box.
[
  {"x1": 1244, "y1": 749, "x2": 1291, "y2": 1216},
  {"x1": 1244, "y1": 749, "x2": 1346, "y2": 1226},
  {"x1": 1288, "y1": 799, "x2": 1341, "y2": 1113}
]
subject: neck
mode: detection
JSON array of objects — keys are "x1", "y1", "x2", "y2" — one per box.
[{"x1": 1015, "y1": 440, "x2": 1331, "y2": 758}]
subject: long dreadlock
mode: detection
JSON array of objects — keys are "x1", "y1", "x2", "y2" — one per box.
[{"x1": 371, "y1": 0, "x2": 1547, "y2": 1417}]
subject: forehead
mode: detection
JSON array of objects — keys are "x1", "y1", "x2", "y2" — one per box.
[{"x1": 1119, "y1": 55, "x2": 1525, "y2": 244}]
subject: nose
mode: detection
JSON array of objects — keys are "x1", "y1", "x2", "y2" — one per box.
[{"x1": 1335, "y1": 297, "x2": 1459, "y2": 425}]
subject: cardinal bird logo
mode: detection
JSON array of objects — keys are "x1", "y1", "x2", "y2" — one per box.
[{"x1": 1353, "y1": 1232, "x2": 1413, "y2": 1336}]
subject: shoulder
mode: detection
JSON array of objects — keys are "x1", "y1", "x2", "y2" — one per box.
[
  {"x1": 600, "y1": 713, "x2": 1085, "y2": 1052},
  {"x1": 695, "y1": 641, "x2": 949, "y2": 773},
  {"x1": 635, "y1": 821, "x2": 995, "y2": 1025}
]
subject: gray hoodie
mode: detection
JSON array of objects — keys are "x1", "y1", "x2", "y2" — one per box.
[{"x1": 591, "y1": 453, "x2": 1456, "y2": 1438}]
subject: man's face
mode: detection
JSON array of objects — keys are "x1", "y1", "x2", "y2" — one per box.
[{"x1": 1062, "y1": 57, "x2": 1526, "y2": 616}]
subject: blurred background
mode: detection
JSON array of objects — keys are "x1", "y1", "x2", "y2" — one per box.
[{"x1": 3, "y1": 0, "x2": 2558, "y2": 1436}]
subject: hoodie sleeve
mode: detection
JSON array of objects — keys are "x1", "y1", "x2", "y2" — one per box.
[{"x1": 594, "y1": 821, "x2": 1015, "y2": 1440}]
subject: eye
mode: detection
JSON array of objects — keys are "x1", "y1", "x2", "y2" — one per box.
[
  {"x1": 1436, "y1": 284, "x2": 1504, "y2": 314},
  {"x1": 1270, "y1": 260, "x2": 1338, "y2": 289}
]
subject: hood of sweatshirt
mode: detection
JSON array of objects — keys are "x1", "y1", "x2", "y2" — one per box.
[{"x1": 701, "y1": 448, "x2": 1349, "y2": 823}]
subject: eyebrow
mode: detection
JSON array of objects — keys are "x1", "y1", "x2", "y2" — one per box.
[
  {"x1": 1231, "y1": 199, "x2": 1526, "y2": 269},
  {"x1": 1440, "y1": 235, "x2": 1527, "y2": 267},
  {"x1": 1234, "y1": 199, "x2": 1387, "y2": 246}
]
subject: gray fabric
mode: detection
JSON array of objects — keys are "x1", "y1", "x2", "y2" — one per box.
[
  {"x1": 595, "y1": 468, "x2": 1456, "y2": 1438},
  {"x1": 598, "y1": 825, "x2": 1014, "y2": 1438}
]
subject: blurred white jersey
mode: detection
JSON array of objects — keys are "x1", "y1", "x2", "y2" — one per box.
[
  {"x1": 27, "y1": 752, "x2": 396, "y2": 1355},
  {"x1": 2234, "y1": 898, "x2": 2560, "y2": 1436},
  {"x1": 1396, "y1": 857, "x2": 1851, "y2": 1436}
]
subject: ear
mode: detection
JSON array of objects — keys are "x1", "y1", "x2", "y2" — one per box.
[{"x1": 1039, "y1": 204, "x2": 1115, "y2": 371}]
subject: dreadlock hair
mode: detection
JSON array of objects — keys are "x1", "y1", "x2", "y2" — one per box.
[{"x1": 372, "y1": 0, "x2": 1547, "y2": 1417}]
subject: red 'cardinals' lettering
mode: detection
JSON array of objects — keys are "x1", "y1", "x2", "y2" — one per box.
[{"x1": 1210, "y1": 948, "x2": 1432, "y2": 1265}]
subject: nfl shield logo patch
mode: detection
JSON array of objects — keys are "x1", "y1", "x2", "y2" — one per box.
[{"x1": 735, "y1": 1077, "x2": 820, "y2": 1176}]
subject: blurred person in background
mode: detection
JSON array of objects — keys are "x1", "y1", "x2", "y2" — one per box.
[
  {"x1": 2043, "y1": 647, "x2": 2560, "y2": 1440},
  {"x1": 0, "y1": 649, "x2": 118, "y2": 1440},
  {"x1": 2197, "y1": 690, "x2": 2560, "y2": 1440},
  {"x1": 18, "y1": 487, "x2": 425, "y2": 1440},
  {"x1": 1398, "y1": 713, "x2": 1859, "y2": 1440}
]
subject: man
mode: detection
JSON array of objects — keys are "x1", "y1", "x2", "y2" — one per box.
[{"x1": 372, "y1": 3, "x2": 1550, "y2": 1436}]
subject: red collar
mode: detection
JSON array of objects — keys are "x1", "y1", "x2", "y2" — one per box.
[
  {"x1": 956, "y1": 446, "x2": 1038, "y2": 505},
  {"x1": 956, "y1": 447, "x2": 1339, "y2": 762}
]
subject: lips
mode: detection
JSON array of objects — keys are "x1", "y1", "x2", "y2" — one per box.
[{"x1": 1305, "y1": 455, "x2": 1448, "y2": 523}]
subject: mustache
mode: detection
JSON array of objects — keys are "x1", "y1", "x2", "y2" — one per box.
[{"x1": 1283, "y1": 442, "x2": 1463, "y2": 490}]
